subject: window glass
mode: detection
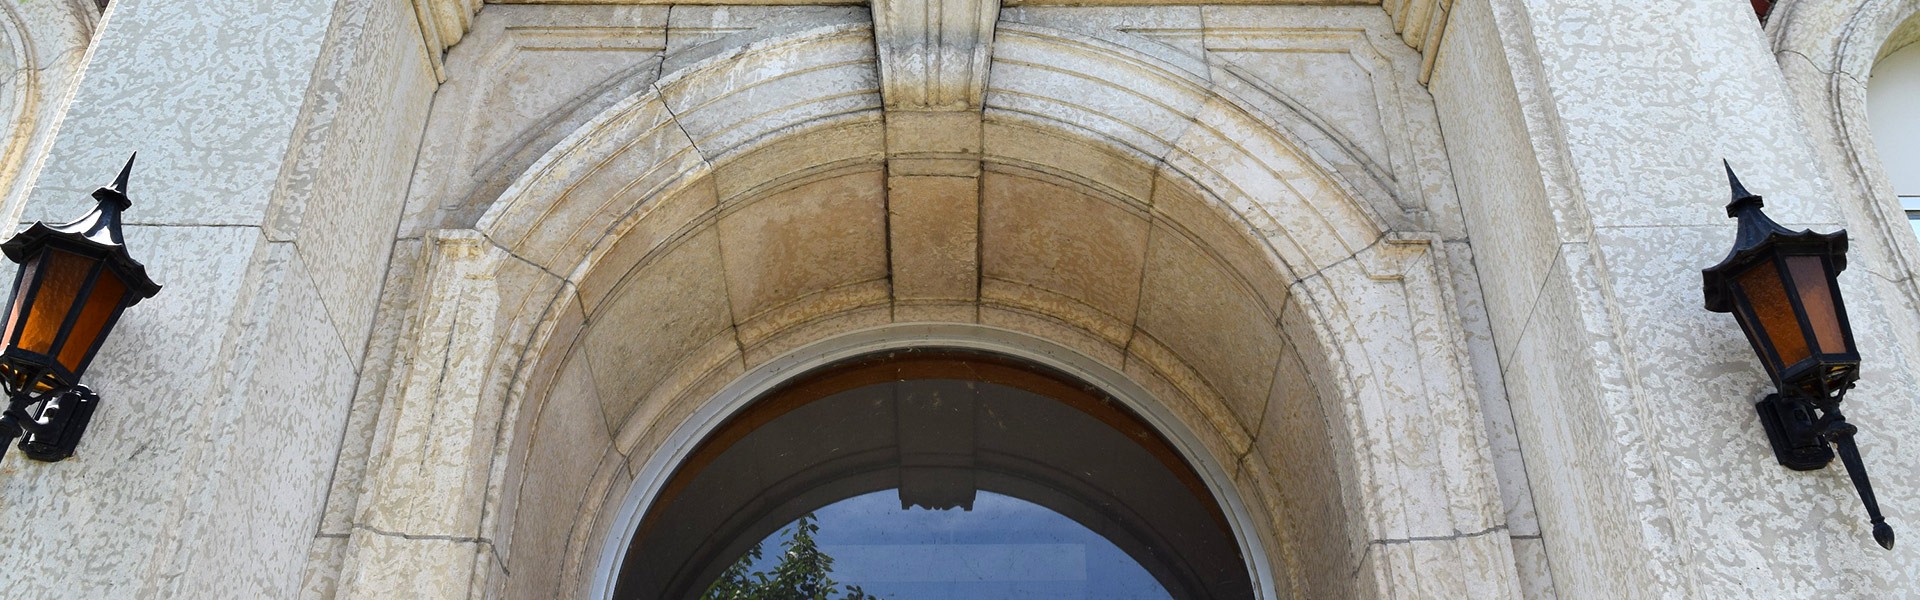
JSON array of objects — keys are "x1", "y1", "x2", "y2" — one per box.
[
  {"x1": 621, "y1": 351, "x2": 1252, "y2": 600},
  {"x1": 1869, "y1": 42, "x2": 1920, "y2": 196},
  {"x1": 1905, "y1": 198, "x2": 1920, "y2": 242},
  {"x1": 701, "y1": 490, "x2": 1172, "y2": 600},
  {"x1": 1869, "y1": 39, "x2": 1920, "y2": 243}
]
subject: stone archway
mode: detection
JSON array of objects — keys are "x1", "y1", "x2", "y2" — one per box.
[{"x1": 334, "y1": 21, "x2": 1520, "y2": 600}]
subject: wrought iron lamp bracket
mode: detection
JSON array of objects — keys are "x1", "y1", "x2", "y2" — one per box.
[
  {"x1": 0, "y1": 384, "x2": 100, "y2": 463},
  {"x1": 1755, "y1": 387, "x2": 1895, "y2": 549}
]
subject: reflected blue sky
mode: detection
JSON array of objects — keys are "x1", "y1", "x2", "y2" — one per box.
[{"x1": 733, "y1": 490, "x2": 1173, "y2": 600}]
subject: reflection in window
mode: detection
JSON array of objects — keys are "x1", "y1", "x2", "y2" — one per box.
[
  {"x1": 619, "y1": 350, "x2": 1251, "y2": 600},
  {"x1": 1906, "y1": 198, "x2": 1920, "y2": 243},
  {"x1": 700, "y1": 491, "x2": 1173, "y2": 600},
  {"x1": 1868, "y1": 37, "x2": 1920, "y2": 242}
]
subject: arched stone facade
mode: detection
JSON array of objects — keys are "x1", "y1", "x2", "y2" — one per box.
[
  {"x1": 329, "y1": 21, "x2": 1516, "y2": 600},
  {"x1": 11, "y1": 1, "x2": 1920, "y2": 599}
]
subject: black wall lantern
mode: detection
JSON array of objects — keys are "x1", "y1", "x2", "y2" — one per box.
[
  {"x1": 1703, "y1": 162, "x2": 1893, "y2": 550},
  {"x1": 0, "y1": 155, "x2": 160, "y2": 463}
]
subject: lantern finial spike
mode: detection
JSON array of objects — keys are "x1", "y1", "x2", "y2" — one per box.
[
  {"x1": 1724, "y1": 160, "x2": 1764, "y2": 217},
  {"x1": 109, "y1": 153, "x2": 134, "y2": 198}
]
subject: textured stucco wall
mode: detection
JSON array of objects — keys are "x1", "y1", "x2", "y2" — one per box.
[
  {"x1": 1432, "y1": 0, "x2": 1920, "y2": 597},
  {"x1": 0, "y1": 0, "x2": 437, "y2": 598}
]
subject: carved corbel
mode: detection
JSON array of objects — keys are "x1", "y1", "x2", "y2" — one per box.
[{"x1": 871, "y1": 0, "x2": 1000, "y2": 111}]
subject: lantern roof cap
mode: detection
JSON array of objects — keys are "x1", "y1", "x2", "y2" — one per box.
[
  {"x1": 0, "y1": 154, "x2": 160, "y2": 303},
  {"x1": 1702, "y1": 161, "x2": 1847, "y2": 313}
]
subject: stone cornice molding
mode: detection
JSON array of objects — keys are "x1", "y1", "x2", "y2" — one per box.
[
  {"x1": 1380, "y1": 0, "x2": 1450, "y2": 84},
  {"x1": 411, "y1": 0, "x2": 483, "y2": 81},
  {"x1": 872, "y1": 0, "x2": 1000, "y2": 110}
]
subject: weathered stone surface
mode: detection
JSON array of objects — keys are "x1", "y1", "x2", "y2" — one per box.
[{"x1": 41, "y1": 2, "x2": 1920, "y2": 599}]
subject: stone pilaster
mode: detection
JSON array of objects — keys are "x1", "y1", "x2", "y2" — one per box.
[
  {"x1": 1430, "y1": 0, "x2": 1920, "y2": 597},
  {"x1": 0, "y1": 1, "x2": 437, "y2": 598}
]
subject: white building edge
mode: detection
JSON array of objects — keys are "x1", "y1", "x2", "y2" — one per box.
[{"x1": 0, "y1": 0, "x2": 1915, "y2": 598}]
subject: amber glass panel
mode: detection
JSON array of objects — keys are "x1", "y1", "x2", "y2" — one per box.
[
  {"x1": 18, "y1": 250, "x2": 92, "y2": 356},
  {"x1": 57, "y1": 268, "x2": 125, "y2": 375},
  {"x1": 1, "y1": 255, "x2": 40, "y2": 349},
  {"x1": 1786, "y1": 256, "x2": 1847, "y2": 355},
  {"x1": 1738, "y1": 260, "x2": 1810, "y2": 368}
]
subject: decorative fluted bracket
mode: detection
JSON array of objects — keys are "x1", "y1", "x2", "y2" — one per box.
[{"x1": 871, "y1": 0, "x2": 1001, "y2": 111}]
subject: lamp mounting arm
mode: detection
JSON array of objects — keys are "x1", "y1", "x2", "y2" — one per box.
[
  {"x1": 1816, "y1": 406, "x2": 1896, "y2": 550},
  {"x1": 0, "y1": 385, "x2": 100, "y2": 464}
]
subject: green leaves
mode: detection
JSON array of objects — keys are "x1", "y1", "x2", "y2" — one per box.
[{"x1": 698, "y1": 514, "x2": 883, "y2": 600}]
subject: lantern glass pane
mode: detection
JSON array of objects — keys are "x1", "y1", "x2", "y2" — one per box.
[
  {"x1": 58, "y1": 268, "x2": 124, "y2": 375},
  {"x1": 1737, "y1": 260, "x2": 1811, "y2": 367},
  {"x1": 1, "y1": 254, "x2": 39, "y2": 350},
  {"x1": 1786, "y1": 255, "x2": 1847, "y2": 354},
  {"x1": 19, "y1": 250, "x2": 92, "y2": 356}
]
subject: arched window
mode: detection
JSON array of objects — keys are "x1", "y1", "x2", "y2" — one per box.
[
  {"x1": 1868, "y1": 36, "x2": 1920, "y2": 240},
  {"x1": 616, "y1": 350, "x2": 1253, "y2": 600}
]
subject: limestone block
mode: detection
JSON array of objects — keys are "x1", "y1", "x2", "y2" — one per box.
[
  {"x1": 1223, "y1": 454, "x2": 1305, "y2": 599},
  {"x1": 1511, "y1": 537, "x2": 1558, "y2": 600},
  {"x1": 716, "y1": 169, "x2": 889, "y2": 338},
  {"x1": 710, "y1": 117, "x2": 885, "y2": 205},
  {"x1": 337, "y1": 534, "x2": 487, "y2": 600},
  {"x1": 886, "y1": 111, "x2": 983, "y2": 176},
  {"x1": 1200, "y1": 10, "x2": 1404, "y2": 185},
  {"x1": 1519, "y1": 0, "x2": 1837, "y2": 230},
  {"x1": 1493, "y1": 249, "x2": 1660, "y2": 598},
  {"x1": 503, "y1": 356, "x2": 617, "y2": 599},
  {"x1": 609, "y1": 331, "x2": 741, "y2": 444},
  {"x1": 988, "y1": 25, "x2": 1213, "y2": 161},
  {"x1": 661, "y1": 6, "x2": 869, "y2": 75},
  {"x1": 1118, "y1": 348, "x2": 1252, "y2": 471},
  {"x1": 997, "y1": 6, "x2": 1207, "y2": 78},
  {"x1": 616, "y1": 350, "x2": 746, "y2": 474},
  {"x1": 979, "y1": 168, "x2": 1149, "y2": 341},
  {"x1": 1149, "y1": 170, "x2": 1293, "y2": 319},
  {"x1": 1443, "y1": 241, "x2": 1541, "y2": 538},
  {"x1": 1136, "y1": 224, "x2": 1283, "y2": 433},
  {"x1": 888, "y1": 174, "x2": 980, "y2": 303},
  {"x1": 976, "y1": 305, "x2": 1125, "y2": 367},
  {"x1": 1428, "y1": 0, "x2": 1561, "y2": 365},
  {"x1": 657, "y1": 26, "x2": 880, "y2": 160},
  {"x1": 892, "y1": 301, "x2": 978, "y2": 324},
  {"x1": 494, "y1": 98, "x2": 707, "y2": 275},
  {"x1": 576, "y1": 176, "x2": 720, "y2": 314},
  {"x1": 580, "y1": 227, "x2": 733, "y2": 412},
  {"x1": 1253, "y1": 345, "x2": 1361, "y2": 599},
  {"x1": 982, "y1": 117, "x2": 1156, "y2": 206},
  {"x1": 1168, "y1": 95, "x2": 1381, "y2": 275}
]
